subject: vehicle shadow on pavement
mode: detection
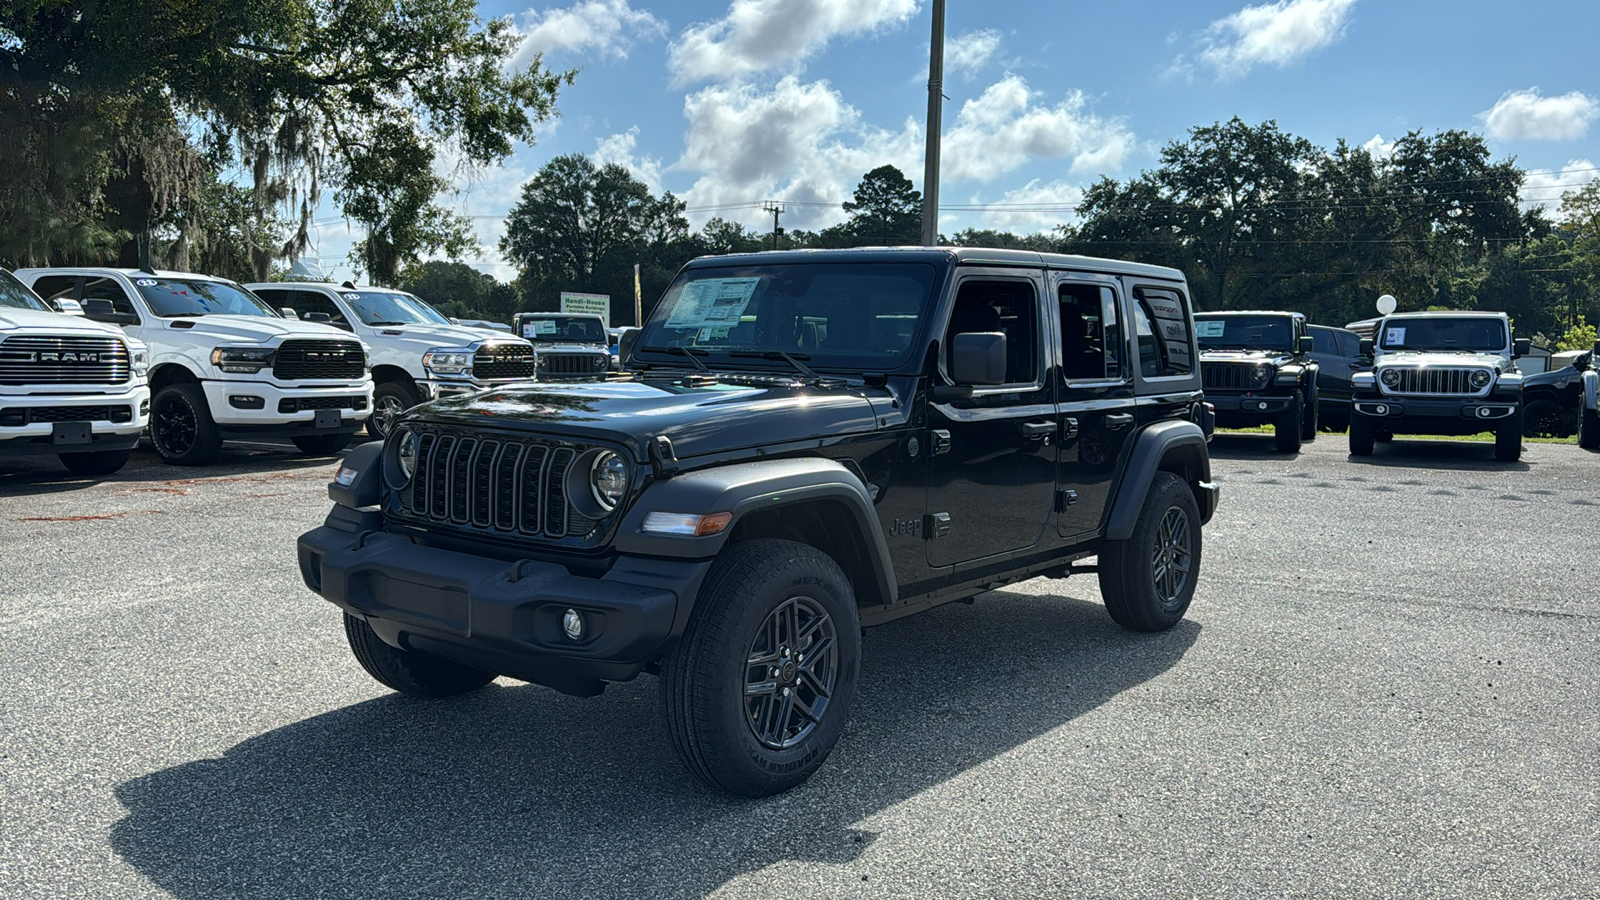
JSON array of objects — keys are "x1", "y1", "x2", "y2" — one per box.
[
  {"x1": 1204, "y1": 433, "x2": 1300, "y2": 459},
  {"x1": 0, "y1": 443, "x2": 349, "y2": 498},
  {"x1": 1344, "y1": 440, "x2": 1533, "y2": 472},
  {"x1": 109, "y1": 592, "x2": 1198, "y2": 900}
]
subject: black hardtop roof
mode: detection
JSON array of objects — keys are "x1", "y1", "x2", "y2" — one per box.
[{"x1": 681, "y1": 246, "x2": 1187, "y2": 281}]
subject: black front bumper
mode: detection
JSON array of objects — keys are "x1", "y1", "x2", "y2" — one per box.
[
  {"x1": 298, "y1": 510, "x2": 709, "y2": 695},
  {"x1": 1208, "y1": 392, "x2": 1296, "y2": 427},
  {"x1": 1351, "y1": 395, "x2": 1519, "y2": 435}
]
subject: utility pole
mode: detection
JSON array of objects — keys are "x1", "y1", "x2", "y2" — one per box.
[
  {"x1": 919, "y1": 0, "x2": 945, "y2": 247},
  {"x1": 762, "y1": 201, "x2": 786, "y2": 251}
]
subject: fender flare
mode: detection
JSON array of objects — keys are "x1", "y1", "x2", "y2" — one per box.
[
  {"x1": 613, "y1": 456, "x2": 897, "y2": 604},
  {"x1": 1583, "y1": 369, "x2": 1600, "y2": 411},
  {"x1": 1104, "y1": 419, "x2": 1213, "y2": 541}
]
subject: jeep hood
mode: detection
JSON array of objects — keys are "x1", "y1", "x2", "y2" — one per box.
[
  {"x1": 409, "y1": 377, "x2": 883, "y2": 460},
  {"x1": 160, "y1": 314, "x2": 362, "y2": 345},
  {"x1": 1200, "y1": 349, "x2": 1291, "y2": 363},
  {"x1": 368, "y1": 323, "x2": 528, "y2": 352},
  {"x1": 1375, "y1": 351, "x2": 1508, "y2": 369},
  {"x1": 0, "y1": 308, "x2": 130, "y2": 339}
]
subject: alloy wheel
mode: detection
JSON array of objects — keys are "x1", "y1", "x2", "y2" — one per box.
[
  {"x1": 155, "y1": 394, "x2": 198, "y2": 455},
  {"x1": 370, "y1": 394, "x2": 406, "y2": 439},
  {"x1": 1149, "y1": 507, "x2": 1194, "y2": 605},
  {"x1": 743, "y1": 596, "x2": 839, "y2": 750}
]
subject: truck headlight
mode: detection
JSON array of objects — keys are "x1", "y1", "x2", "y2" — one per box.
[
  {"x1": 130, "y1": 347, "x2": 149, "y2": 376},
  {"x1": 423, "y1": 348, "x2": 474, "y2": 375},
  {"x1": 211, "y1": 346, "x2": 275, "y2": 374},
  {"x1": 1380, "y1": 368, "x2": 1402, "y2": 388},
  {"x1": 590, "y1": 451, "x2": 629, "y2": 511},
  {"x1": 1470, "y1": 370, "x2": 1491, "y2": 389}
]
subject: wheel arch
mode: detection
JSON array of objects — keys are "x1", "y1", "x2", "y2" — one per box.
[
  {"x1": 1104, "y1": 419, "x2": 1215, "y2": 540},
  {"x1": 371, "y1": 364, "x2": 418, "y2": 388},
  {"x1": 149, "y1": 362, "x2": 200, "y2": 393}
]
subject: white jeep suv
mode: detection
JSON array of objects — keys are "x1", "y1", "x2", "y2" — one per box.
[
  {"x1": 247, "y1": 282, "x2": 534, "y2": 440},
  {"x1": 16, "y1": 268, "x2": 373, "y2": 464},
  {"x1": 1, "y1": 269, "x2": 149, "y2": 475}
]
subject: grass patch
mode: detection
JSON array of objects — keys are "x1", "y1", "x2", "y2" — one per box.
[{"x1": 1215, "y1": 426, "x2": 1578, "y2": 445}]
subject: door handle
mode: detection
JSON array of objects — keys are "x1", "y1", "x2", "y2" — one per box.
[
  {"x1": 1105, "y1": 413, "x2": 1134, "y2": 429},
  {"x1": 1021, "y1": 421, "x2": 1055, "y2": 439}
]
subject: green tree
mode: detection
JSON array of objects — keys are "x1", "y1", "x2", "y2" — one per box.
[{"x1": 819, "y1": 165, "x2": 922, "y2": 247}]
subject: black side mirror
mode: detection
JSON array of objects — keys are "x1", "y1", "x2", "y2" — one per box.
[
  {"x1": 81, "y1": 298, "x2": 138, "y2": 326},
  {"x1": 618, "y1": 328, "x2": 641, "y2": 366},
  {"x1": 1358, "y1": 338, "x2": 1374, "y2": 357},
  {"x1": 950, "y1": 332, "x2": 1007, "y2": 386},
  {"x1": 1513, "y1": 338, "x2": 1530, "y2": 359},
  {"x1": 1298, "y1": 335, "x2": 1314, "y2": 353},
  {"x1": 303, "y1": 312, "x2": 332, "y2": 324}
]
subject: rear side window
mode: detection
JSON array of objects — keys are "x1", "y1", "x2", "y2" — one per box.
[
  {"x1": 1311, "y1": 327, "x2": 1339, "y2": 354},
  {"x1": 1133, "y1": 288, "x2": 1193, "y2": 377},
  {"x1": 1059, "y1": 282, "x2": 1122, "y2": 382}
]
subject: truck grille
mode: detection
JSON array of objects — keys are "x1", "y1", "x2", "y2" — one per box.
[
  {"x1": 1201, "y1": 363, "x2": 1267, "y2": 391},
  {"x1": 393, "y1": 430, "x2": 601, "y2": 540},
  {"x1": 0, "y1": 336, "x2": 129, "y2": 385},
  {"x1": 0, "y1": 405, "x2": 133, "y2": 425},
  {"x1": 473, "y1": 344, "x2": 535, "y2": 380},
  {"x1": 539, "y1": 352, "x2": 609, "y2": 377},
  {"x1": 273, "y1": 339, "x2": 365, "y2": 380},
  {"x1": 1383, "y1": 367, "x2": 1488, "y2": 396}
]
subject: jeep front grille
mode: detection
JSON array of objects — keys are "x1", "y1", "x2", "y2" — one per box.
[
  {"x1": 272, "y1": 339, "x2": 366, "y2": 380},
  {"x1": 539, "y1": 352, "x2": 609, "y2": 377},
  {"x1": 394, "y1": 430, "x2": 599, "y2": 540},
  {"x1": 0, "y1": 336, "x2": 129, "y2": 385},
  {"x1": 1383, "y1": 367, "x2": 1488, "y2": 396},
  {"x1": 473, "y1": 344, "x2": 535, "y2": 380},
  {"x1": 1201, "y1": 363, "x2": 1267, "y2": 391}
]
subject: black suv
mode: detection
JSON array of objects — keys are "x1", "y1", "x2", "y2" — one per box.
[
  {"x1": 298, "y1": 248, "x2": 1219, "y2": 796},
  {"x1": 1194, "y1": 310, "x2": 1319, "y2": 452},
  {"x1": 512, "y1": 312, "x2": 612, "y2": 380}
]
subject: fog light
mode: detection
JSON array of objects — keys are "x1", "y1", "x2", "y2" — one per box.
[
  {"x1": 1478, "y1": 407, "x2": 1493, "y2": 418},
  {"x1": 1257, "y1": 401, "x2": 1269, "y2": 410},
  {"x1": 562, "y1": 608, "x2": 584, "y2": 641},
  {"x1": 229, "y1": 394, "x2": 265, "y2": 410},
  {"x1": 1374, "y1": 404, "x2": 1388, "y2": 416}
]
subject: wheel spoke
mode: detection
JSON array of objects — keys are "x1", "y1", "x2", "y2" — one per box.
[
  {"x1": 772, "y1": 690, "x2": 797, "y2": 742},
  {"x1": 798, "y1": 668, "x2": 833, "y2": 700},
  {"x1": 745, "y1": 678, "x2": 778, "y2": 697},
  {"x1": 797, "y1": 635, "x2": 834, "y2": 674}
]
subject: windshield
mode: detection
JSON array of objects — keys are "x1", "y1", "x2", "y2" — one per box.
[
  {"x1": 1380, "y1": 317, "x2": 1507, "y2": 353},
  {"x1": 0, "y1": 270, "x2": 51, "y2": 312},
  {"x1": 1194, "y1": 314, "x2": 1293, "y2": 352},
  {"x1": 520, "y1": 315, "x2": 607, "y2": 344},
  {"x1": 634, "y1": 263, "x2": 936, "y2": 372},
  {"x1": 344, "y1": 290, "x2": 450, "y2": 326},
  {"x1": 135, "y1": 278, "x2": 279, "y2": 318}
]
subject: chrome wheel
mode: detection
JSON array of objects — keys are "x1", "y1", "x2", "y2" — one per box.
[
  {"x1": 743, "y1": 596, "x2": 839, "y2": 751},
  {"x1": 1149, "y1": 507, "x2": 1194, "y2": 606},
  {"x1": 154, "y1": 393, "x2": 197, "y2": 455},
  {"x1": 370, "y1": 394, "x2": 406, "y2": 439}
]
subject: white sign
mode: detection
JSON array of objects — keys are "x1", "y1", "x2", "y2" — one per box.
[
  {"x1": 560, "y1": 292, "x2": 610, "y2": 327},
  {"x1": 1385, "y1": 327, "x2": 1406, "y2": 346},
  {"x1": 665, "y1": 277, "x2": 760, "y2": 330},
  {"x1": 1194, "y1": 320, "x2": 1226, "y2": 338}
]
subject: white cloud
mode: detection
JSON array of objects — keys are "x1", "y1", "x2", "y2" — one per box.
[
  {"x1": 510, "y1": 0, "x2": 666, "y2": 70},
  {"x1": 674, "y1": 77, "x2": 922, "y2": 230},
  {"x1": 594, "y1": 127, "x2": 665, "y2": 193},
  {"x1": 1199, "y1": 0, "x2": 1355, "y2": 78},
  {"x1": 967, "y1": 180, "x2": 1084, "y2": 234},
  {"x1": 946, "y1": 29, "x2": 1002, "y2": 78},
  {"x1": 1361, "y1": 133, "x2": 1395, "y2": 161},
  {"x1": 1480, "y1": 89, "x2": 1600, "y2": 142},
  {"x1": 1521, "y1": 160, "x2": 1598, "y2": 216},
  {"x1": 941, "y1": 75, "x2": 1135, "y2": 183},
  {"x1": 669, "y1": 0, "x2": 920, "y2": 87}
]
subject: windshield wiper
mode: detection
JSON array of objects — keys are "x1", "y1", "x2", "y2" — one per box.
[
  {"x1": 729, "y1": 349, "x2": 820, "y2": 380},
  {"x1": 640, "y1": 345, "x2": 711, "y2": 373}
]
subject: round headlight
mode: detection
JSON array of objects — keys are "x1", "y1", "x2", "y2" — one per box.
[
  {"x1": 1251, "y1": 364, "x2": 1271, "y2": 383},
  {"x1": 1470, "y1": 369, "x2": 1491, "y2": 389},
  {"x1": 395, "y1": 428, "x2": 418, "y2": 481},
  {"x1": 589, "y1": 451, "x2": 629, "y2": 510},
  {"x1": 1380, "y1": 368, "x2": 1402, "y2": 388}
]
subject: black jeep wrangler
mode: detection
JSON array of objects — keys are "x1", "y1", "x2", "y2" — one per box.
[
  {"x1": 298, "y1": 248, "x2": 1219, "y2": 796},
  {"x1": 1194, "y1": 310, "x2": 1319, "y2": 453}
]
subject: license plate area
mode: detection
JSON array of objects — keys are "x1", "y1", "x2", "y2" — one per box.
[
  {"x1": 314, "y1": 409, "x2": 342, "y2": 429},
  {"x1": 52, "y1": 422, "x2": 92, "y2": 445}
]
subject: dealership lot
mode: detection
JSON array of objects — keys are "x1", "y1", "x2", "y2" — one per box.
[{"x1": 2, "y1": 436, "x2": 1596, "y2": 899}]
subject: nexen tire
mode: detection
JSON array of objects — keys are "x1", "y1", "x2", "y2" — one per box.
[{"x1": 1098, "y1": 472, "x2": 1201, "y2": 632}]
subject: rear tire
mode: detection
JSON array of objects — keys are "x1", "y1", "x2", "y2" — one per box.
[
  {"x1": 661, "y1": 539, "x2": 860, "y2": 797},
  {"x1": 1495, "y1": 411, "x2": 1524, "y2": 462},
  {"x1": 1098, "y1": 472, "x2": 1201, "y2": 632},
  {"x1": 293, "y1": 433, "x2": 351, "y2": 456},
  {"x1": 1275, "y1": 392, "x2": 1303, "y2": 453},
  {"x1": 343, "y1": 613, "x2": 495, "y2": 698},
  {"x1": 1349, "y1": 415, "x2": 1375, "y2": 456},
  {"x1": 1578, "y1": 405, "x2": 1600, "y2": 450},
  {"x1": 150, "y1": 383, "x2": 222, "y2": 465},
  {"x1": 59, "y1": 448, "x2": 131, "y2": 476}
]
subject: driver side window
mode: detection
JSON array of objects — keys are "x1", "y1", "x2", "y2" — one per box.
[
  {"x1": 945, "y1": 280, "x2": 1039, "y2": 386},
  {"x1": 83, "y1": 277, "x2": 141, "y2": 323}
]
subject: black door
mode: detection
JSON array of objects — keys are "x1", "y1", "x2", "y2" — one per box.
[
  {"x1": 1054, "y1": 277, "x2": 1137, "y2": 537},
  {"x1": 925, "y1": 270, "x2": 1056, "y2": 568}
]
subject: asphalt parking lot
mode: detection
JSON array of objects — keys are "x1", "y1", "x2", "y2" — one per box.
[{"x1": 2, "y1": 435, "x2": 1597, "y2": 899}]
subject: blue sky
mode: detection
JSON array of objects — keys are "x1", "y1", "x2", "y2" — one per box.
[{"x1": 306, "y1": 0, "x2": 1600, "y2": 281}]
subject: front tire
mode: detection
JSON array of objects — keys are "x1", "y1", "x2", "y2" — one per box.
[
  {"x1": 59, "y1": 448, "x2": 131, "y2": 476},
  {"x1": 151, "y1": 383, "x2": 222, "y2": 465},
  {"x1": 368, "y1": 381, "x2": 421, "y2": 440},
  {"x1": 1578, "y1": 404, "x2": 1599, "y2": 450},
  {"x1": 1349, "y1": 415, "x2": 1375, "y2": 456},
  {"x1": 1521, "y1": 398, "x2": 1563, "y2": 438},
  {"x1": 1275, "y1": 391, "x2": 1304, "y2": 453},
  {"x1": 661, "y1": 539, "x2": 861, "y2": 798},
  {"x1": 1301, "y1": 384, "x2": 1319, "y2": 441},
  {"x1": 293, "y1": 433, "x2": 351, "y2": 456},
  {"x1": 1098, "y1": 472, "x2": 1201, "y2": 632},
  {"x1": 343, "y1": 613, "x2": 495, "y2": 698},
  {"x1": 1495, "y1": 410, "x2": 1524, "y2": 462}
]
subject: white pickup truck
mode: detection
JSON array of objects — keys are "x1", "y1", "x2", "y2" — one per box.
[
  {"x1": 15, "y1": 267, "x2": 373, "y2": 465},
  {"x1": 1, "y1": 269, "x2": 150, "y2": 475},
  {"x1": 246, "y1": 282, "x2": 534, "y2": 439}
]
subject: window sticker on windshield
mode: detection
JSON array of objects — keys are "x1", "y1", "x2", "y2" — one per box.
[
  {"x1": 523, "y1": 320, "x2": 558, "y2": 338},
  {"x1": 666, "y1": 277, "x2": 760, "y2": 329},
  {"x1": 1386, "y1": 327, "x2": 1406, "y2": 345},
  {"x1": 136, "y1": 279, "x2": 157, "y2": 287},
  {"x1": 1195, "y1": 320, "x2": 1225, "y2": 338}
]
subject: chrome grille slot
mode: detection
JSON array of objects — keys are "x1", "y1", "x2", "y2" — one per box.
[{"x1": 0, "y1": 336, "x2": 129, "y2": 385}]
